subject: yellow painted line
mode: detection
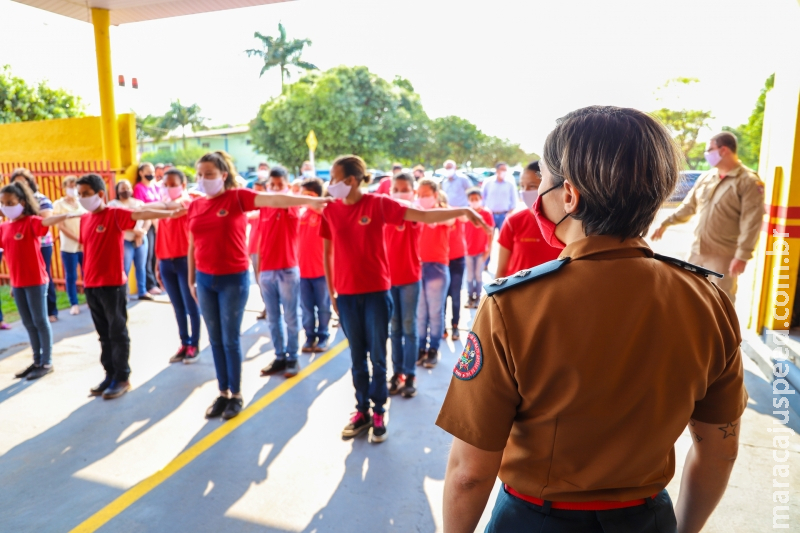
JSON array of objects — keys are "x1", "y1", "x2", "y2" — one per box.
[
  {"x1": 769, "y1": 217, "x2": 800, "y2": 226},
  {"x1": 70, "y1": 339, "x2": 349, "y2": 533}
]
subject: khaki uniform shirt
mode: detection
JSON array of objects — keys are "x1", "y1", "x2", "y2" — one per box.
[
  {"x1": 662, "y1": 164, "x2": 765, "y2": 261},
  {"x1": 436, "y1": 236, "x2": 748, "y2": 502}
]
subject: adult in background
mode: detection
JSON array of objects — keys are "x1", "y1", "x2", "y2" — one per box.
[
  {"x1": 300, "y1": 160, "x2": 316, "y2": 179},
  {"x1": 52, "y1": 175, "x2": 86, "y2": 315},
  {"x1": 481, "y1": 161, "x2": 518, "y2": 232},
  {"x1": 109, "y1": 181, "x2": 152, "y2": 301},
  {"x1": 651, "y1": 131, "x2": 765, "y2": 303},
  {"x1": 10, "y1": 168, "x2": 57, "y2": 322},
  {"x1": 412, "y1": 165, "x2": 426, "y2": 182},
  {"x1": 438, "y1": 106, "x2": 746, "y2": 533},
  {"x1": 134, "y1": 163, "x2": 162, "y2": 296},
  {"x1": 440, "y1": 159, "x2": 471, "y2": 208}
]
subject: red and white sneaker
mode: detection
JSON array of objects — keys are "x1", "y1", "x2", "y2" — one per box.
[{"x1": 183, "y1": 346, "x2": 199, "y2": 364}]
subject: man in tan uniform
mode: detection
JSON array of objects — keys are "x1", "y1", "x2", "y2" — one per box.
[
  {"x1": 651, "y1": 131, "x2": 765, "y2": 303},
  {"x1": 438, "y1": 107, "x2": 746, "y2": 533}
]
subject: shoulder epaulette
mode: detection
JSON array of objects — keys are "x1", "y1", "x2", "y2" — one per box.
[
  {"x1": 484, "y1": 258, "x2": 570, "y2": 296},
  {"x1": 653, "y1": 253, "x2": 723, "y2": 278}
]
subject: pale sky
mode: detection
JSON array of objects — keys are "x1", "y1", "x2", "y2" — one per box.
[{"x1": 1, "y1": 0, "x2": 798, "y2": 157}]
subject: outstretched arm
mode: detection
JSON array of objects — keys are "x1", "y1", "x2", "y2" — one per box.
[
  {"x1": 42, "y1": 213, "x2": 79, "y2": 227},
  {"x1": 131, "y1": 207, "x2": 186, "y2": 221},
  {"x1": 405, "y1": 207, "x2": 490, "y2": 234},
  {"x1": 253, "y1": 193, "x2": 329, "y2": 210}
]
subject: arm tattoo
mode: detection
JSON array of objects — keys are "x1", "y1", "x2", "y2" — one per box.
[{"x1": 718, "y1": 422, "x2": 738, "y2": 439}]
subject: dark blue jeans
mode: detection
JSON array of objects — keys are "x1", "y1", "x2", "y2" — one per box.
[
  {"x1": 486, "y1": 487, "x2": 677, "y2": 533},
  {"x1": 159, "y1": 257, "x2": 201, "y2": 347},
  {"x1": 13, "y1": 284, "x2": 52, "y2": 366},
  {"x1": 390, "y1": 281, "x2": 420, "y2": 376},
  {"x1": 447, "y1": 256, "x2": 466, "y2": 329},
  {"x1": 300, "y1": 275, "x2": 331, "y2": 346},
  {"x1": 40, "y1": 245, "x2": 57, "y2": 318},
  {"x1": 61, "y1": 251, "x2": 84, "y2": 306},
  {"x1": 492, "y1": 212, "x2": 508, "y2": 234},
  {"x1": 337, "y1": 291, "x2": 392, "y2": 415},
  {"x1": 196, "y1": 271, "x2": 249, "y2": 394}
]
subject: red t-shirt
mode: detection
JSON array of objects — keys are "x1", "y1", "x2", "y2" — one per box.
[
  {"x1": 188, "y1": 188, "x2": 258, "y2": 276},
  {"x1": 298, "y1": 208, "x2": 325, "y2": 279},
  {"x1": 384, "y1": 220, "x2": 422, "y2": 286},
  {"x1": 319, "y1": 193, "x2": 407, "y2": 295},
  {"x1": 258, "y1": 206, "x2": 300, "y2": 271},
  {"x1": 497, "y1": 208, "x2": 561, "y2": 277},
  {"x1": 448, "y1": 219, "x2": 466, "y2": 260},
  {"x1": 465, "y1": 208, "x2": 495, "y2": 256},
  {"x1": 156, "y1": 198, "x2": 191, "y2": 260},
  {"x1": 376, "y1": 177, "x2": 392, "y2": 196},
  {"x1": 0, "y1": 216, "x2": 49, "y2": 288},
  {"x1": 247, "y1": 215, "x2": 261, "y2": 255},
  {"x1": 419, "y1": 223, "x2": 450, "y2": 265},
  {"x1": 80, "y1": 207, "x2": 136, "y2": 288}
]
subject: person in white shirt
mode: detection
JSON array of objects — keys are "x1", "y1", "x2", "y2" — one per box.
[
  {"x1": 481, "y1": 161, "x2": 518, "y2": 232},
  {"x1": 52, "y1": 176, "x2": 87, "y2": 315}
]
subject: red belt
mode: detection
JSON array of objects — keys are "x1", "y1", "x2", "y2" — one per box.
[{"x1": 505, "y1": 485, "x2": 656, "y2": 511}]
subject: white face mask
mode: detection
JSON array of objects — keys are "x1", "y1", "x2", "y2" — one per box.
[
  {"x1": 469, "y1": 200, "x2": 482, "y2": 210},
  {"x1": 327, "y1": 180, "x2": 352, "y2": 199},
  {"x1": 417, "y1": 196, "x2": 437, "y2": 209},
  {"x1": 202, "y1": 178, "x2": 224, "y2": 196},
  {"x1": 520, "y1": 190, "x2": 539, "y2": 209},
  {"x1": 302, "y1": 171, "x2": 314, "y2": 178},
  {"x1": 497, "y1": 170, "x2": 507, "y2": 180},
  {"x1": 65, "y1": 187, "x2": 78, "y2": 198},
  {"x1": 444, "y1": 168, "x2": 456, "y2": 178},
  {"x1": 1, "y1": 204, "x2": 24, "y2": 220},
  {"x1": 392, "y1": 191, "x2": 414, "y2": 202},
  {"x1": 704, "y1": 149, "x2": 722, "y2": 167},
  {"x1": 79, "y1": 193, "x2": 103, "y2": 212}
]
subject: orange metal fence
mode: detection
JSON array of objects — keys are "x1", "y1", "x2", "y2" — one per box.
[{"x1": 0, "y1": 161, "x2": 116, "y2": 290}]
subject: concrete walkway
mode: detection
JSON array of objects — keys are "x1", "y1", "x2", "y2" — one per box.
[{"x1": 0, "y1": 208, "x2": 798, "y2": 532}]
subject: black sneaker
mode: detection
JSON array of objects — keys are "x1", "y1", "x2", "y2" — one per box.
[
  {"x1": 206, "y1": 396, "x2": 229, "y2": 418},
  {"x1": 102, "y1": 380, "x2": 130, "y2": 399},
  {"x1": 27, "y1": 365, "x2": 54, "y2": 380},
  {"x1": 169, "y1": 346, "x2": 187, "y2": 363},
  {"x1": 370, "y1": 412, "x2": 387, "y2": 443},
  {"x1": 222, "y1": 397, "x2": 244, "y2": 420},
  {"x1": 14, "y1": 363, "x2": 36, "y2": 379},
  {"x1": 423, "y1": 348, "x2": 438, "y2": 369},
  {"x1": 451, "y1": 328, "x2": 460, "y2": 341},
  {"x1": 416, "y1": 348, "x2": 427, "y2": 367},
  {"x1": 388, "y1": 374, "x2": 405, "y2": 395},
  {"x1": 260, "y1": 358, "x2": 287, "y2": 376},
  {"x1": 182, "y1": 346, "x2": 199, "y2": 364},
  {"x1": 401, "y1": 375, "x2": 417, "y2": 398},
  {"x1": 341, "y1": 411, "x2": 372, "y2": 438},
  {"x1": 90, "y1": 376, "x2": 113, "y2": 396},
  {"x1": 284, "y1": 359, "x2": 300, "y2": 378}
]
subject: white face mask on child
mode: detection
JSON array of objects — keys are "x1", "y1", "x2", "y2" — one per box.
[
  {"x1": 79, "y1": 194, "x2": 103, "y2": 212},
  {"x1": 417, "y1": 196, "x2": 437, "y2": 209}
]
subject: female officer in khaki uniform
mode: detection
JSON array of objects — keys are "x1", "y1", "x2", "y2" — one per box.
[{"x1": 436, "y1": 106, "x2": 747, "y2": 533}]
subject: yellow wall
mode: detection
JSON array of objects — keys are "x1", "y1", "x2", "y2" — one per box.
[{"x1": 0, "y1": 116, "x2": 105, "y2": 162}]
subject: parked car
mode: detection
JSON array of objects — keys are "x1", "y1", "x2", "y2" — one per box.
[{"x1": 668, "y1": 170, "x2": 703, "y2": 203}]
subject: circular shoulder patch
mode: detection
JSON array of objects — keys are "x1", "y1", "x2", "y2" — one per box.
[{"x1": 453, "y1": 332, "x2": 483, "y2": 381}]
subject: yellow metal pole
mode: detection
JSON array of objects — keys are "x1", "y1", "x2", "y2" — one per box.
[{"x1": 91, "y1": 8, "x2": 122, "y2": 170}]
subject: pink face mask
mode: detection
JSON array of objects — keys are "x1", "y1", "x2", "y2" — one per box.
[
  {"x1": 167, "y1": 186, "x2": 183, "y2": 200},
  {"x1": 532, "y1": 183, "x2": 569, "y2": 250}
]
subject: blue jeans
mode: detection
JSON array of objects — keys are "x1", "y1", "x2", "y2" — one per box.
[
  {"x1": 418, "y1": 262, "x2": 450, "y2": 351},
  {"x1": 196, "y1": 271, "x2": 249, "y2": 394},
  {"x1": 390, "y1": 281, "x2": 421, "y2": 376},
  {"x1": 40, "y1": 245, "x2": 57, "y2": 317},
  {"x1": 447, "y1": 256, "x2": 466, "y2": 328},
  {"x1": 259, "y1": 267, "x2": 301, "y2": 361},
  {"x1": 300, "y1": 276, "x2": 331, "y2": 346},
  {"x1": 492, "y1": 213, "x2": 508, "y2": 233},
  {"x1": 61, "y1": 251, "x2": 84, "y2": 306},
  {"x1": 123, "y1": 236, "x2": 148, "y2": 297},
  {"x1": 13, "y1": 284, "x2": 52, "y2": 366},
  {"x1": 337, "y1": 291, "x2": 392, "y2": 415},
  {"x1": 159, "y1": 257, "x2": 201, "y2": 347},
  {"x1": 466, "y1": 253, "x2": 484, "y2": 301},
  {"x1": 486, "y1": 487, "x2": 677, "y2": 533}
]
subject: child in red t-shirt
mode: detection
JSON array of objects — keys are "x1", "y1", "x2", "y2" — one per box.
[
  {"x1": 464, "y1": 188, "x2": 495, "y2": 308},
  {"x1": 44, "y1": 173, "x2": 183, "y2": 400},
  {"x1": 0, "y1": 182, "x2": 53, "y2": 381},
  {"x1": 248, "y1": 175, "x2": 268, "y2": 320},
  {"x1": 297, "y1": 177, "x2": 332, "y2": 355},
  {"x1": 320, "y1": 156, "x2": 488, "y2": 444}
]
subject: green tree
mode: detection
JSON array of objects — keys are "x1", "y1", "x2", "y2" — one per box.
[
  {"x1": 723, "y1": 73, "x2": 774, "y2": 170},
  {"x1": 0, "y1": 65, "x2": 83, "y2": 123},
  {"x1": 159, "y1": 100, "x2": 205, "y2": 150},
  {"x1": 651, "y1": 78, "x2": 713, "y2": 169},
  {"x1": 251, "y1": 66, "x2": 427, "y2": 171},
  {"x1": 423, "y1": 116, "x2": 486, "y2": 165},
  {"x1": 246, "y1": 23, "x2": 317, "y2": 93},
  {"x1": 135, "y1": 113, "x2": 168, "y2": 153}
]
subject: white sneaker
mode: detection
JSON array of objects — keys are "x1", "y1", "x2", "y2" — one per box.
[{"x1": 70, "y1": 305, "x2": 80, "y2": 316}]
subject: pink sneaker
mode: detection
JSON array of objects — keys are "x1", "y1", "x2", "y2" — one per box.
[
  {"x1": 371, "y1": 413, "x2": 387, "y2": 443},
  {"x1": 0, "y1": 323, "x2": 10, "y2": 330},
  {"x1": 183, "y1": 346, "x2": 199, "y2": 364},
  {"x1": 341, "y1": 411, "x2": 371, "y2": 438}
]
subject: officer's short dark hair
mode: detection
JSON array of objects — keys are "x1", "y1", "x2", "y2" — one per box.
[
  {"x1": 542, "y1": 106, "x2": 681, "y2": 240},
  {"x1": 300, "y1": 177, "x2": 323, "y2": 197},
  {"x1": 76, "y1": 173, "x2": 107, "y2": 193},
  {"x1": 711, "y1": 131, "x2": 738, "y2": 154}
]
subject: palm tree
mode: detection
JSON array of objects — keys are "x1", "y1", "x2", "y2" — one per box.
[
  {"x1": 245, "y1": 23, "x2": 318, "y2": 93},
  {"x1": 159, "y1": 100, "x2": 205, "y2": 150},
  {"x1": 135, "y1": 113, "x2": 169, "y2": 153}
]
